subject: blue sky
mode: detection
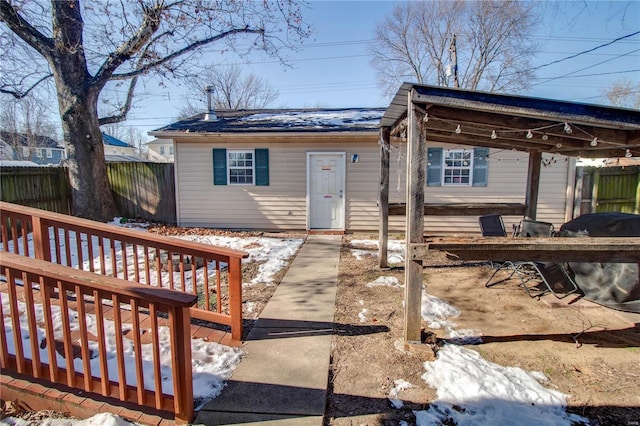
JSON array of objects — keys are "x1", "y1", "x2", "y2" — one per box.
[{"x1": 122, "y1": 1, "x2": 640, "y2": 136}]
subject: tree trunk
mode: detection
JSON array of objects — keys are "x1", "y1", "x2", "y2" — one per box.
[
  {"x1": 46, "y1": 1, "x2": 117, "y2": 222},
  {"x1": 58, "y1": 92, "x2": 117, "y2": 222}
]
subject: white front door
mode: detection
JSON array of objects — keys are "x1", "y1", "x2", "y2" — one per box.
[{"x1": 308, "y1": 153, "x2": 345, "y2": 229}]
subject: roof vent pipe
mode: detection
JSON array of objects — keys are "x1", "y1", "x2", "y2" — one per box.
[{"x1": 203, "y1": 85, "x2": 217, "y2": 121}]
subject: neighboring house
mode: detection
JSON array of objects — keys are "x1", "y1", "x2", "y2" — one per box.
[
  {"x1": 0, "y1": 131, "x2": 66, "y2": 165},
  {"x1": 0, "y1": 140, "x2": 14, "y2": 160},
  {"x1": 150, "y1": 107, "x2": 574, "y2": 233},
  {"x1": 102, "y1": 133, "x2": 137, "y2": 158},
  {"x1": 146, "y1": 138, "x2": 174, "y2": 162}
]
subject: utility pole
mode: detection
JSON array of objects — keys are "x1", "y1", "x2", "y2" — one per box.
[{"x1": 449, "y1": 33, "x2": 459, "y2": 88}]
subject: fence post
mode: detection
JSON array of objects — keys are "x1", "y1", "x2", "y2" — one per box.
[
  {"x1": 170, "y1": 306, "x2": 194, "y2": 424},
  {"x1": 228, "y1": 257, "x2": 243, "y2": 341}
]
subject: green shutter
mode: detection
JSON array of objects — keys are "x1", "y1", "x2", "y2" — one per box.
[
  {"x1": 427, "y1": 147, "x2": 443, "y2": 187},
  {"x1": 212, "y1": 148, "x2": 227, "y2": 185},
  {"x1": 255, "y1": 148, "x2": 269, "y2": 186},
  {"x1": 472, "y1": 147, "x2": 489, "y2": 187}
]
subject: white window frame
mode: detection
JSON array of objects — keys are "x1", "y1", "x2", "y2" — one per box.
[
  {"x1": 46, "y1": 148, "x2": 53, "y2": 158},
  {"x1": 169, "y1": 146, "x2": 174, "y2": 155},
  {"x1": 160, "y1": 146, "x2": 165, "y2": 155},
  {"x1": 35, "y1": 148, "x2": 43, "y2": 158},
  {"x1": 227, "y1": 150, "x2": 255, "y2": 185},
  {"x1": 442, "y1": 149, "x2": 473, "y2": 186},
  {"x1": 22, "y1": 147, "x2": 29, "y2": 157}
]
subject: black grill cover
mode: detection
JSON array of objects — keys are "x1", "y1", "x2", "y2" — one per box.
[{"x1": 559, "y1": 212, "x2": 640, "y2": 313}]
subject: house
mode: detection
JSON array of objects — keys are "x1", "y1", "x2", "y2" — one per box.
[
  {"x1": 102, "y1": 133, "x2": 138, "y2": 159},
  {"x1": 145, "y1": 138, "x2": 174, "y2": 162},
  {"x1": 0, "y1": 131, "x2": 66, "y2": 165},
  {"x1": 150, "y1": 106, "x2": 574, "y2": 233}
]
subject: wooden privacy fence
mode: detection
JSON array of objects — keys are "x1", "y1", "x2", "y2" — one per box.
[
  {"x1": 0, "y1": 163, "x2": 176, "y2": 223},
  {"x1": 0, "y1": 201, "x2": 248, "y2": 341},
  {"x1": 106, "y1": 162, "x2": 176, "y2": 224},
  {"x1": 0, "y1": 166, "x2": 70, "y2": 214},
  {"x1": 574, "y1": 166, "x2": 640, "y2": 216},
  {"x1": 0, "y1": 251, "x2": 197, "y2": 423}
]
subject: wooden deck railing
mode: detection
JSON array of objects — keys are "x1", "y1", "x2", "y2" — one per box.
[
  {"x1": 0, "y1": 201, "x2": 248, "y2": 340},
  {"x1": 0, "y1": 251, "x2": 197, "y2": 423}
]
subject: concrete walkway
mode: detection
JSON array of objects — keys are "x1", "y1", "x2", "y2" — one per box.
[{"x1": 195, "y1": 235, "x2": 342, "y2": 425}]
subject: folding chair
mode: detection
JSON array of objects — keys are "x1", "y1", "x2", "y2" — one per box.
[
  {"x1": 479, "y1": 215, "x2": 531, "y2": 288},
  {"x1": 482, "y1": 216, "x2": 579, "y2": 299}
]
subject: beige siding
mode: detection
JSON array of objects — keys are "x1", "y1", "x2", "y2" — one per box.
[{"x1": 175, "y1": 137, "x2": 572, "y2": 234}]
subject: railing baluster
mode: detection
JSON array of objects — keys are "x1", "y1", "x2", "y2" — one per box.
[
  {"x1": 41, "y1": 276, "x2": 58, "y2": 382},
  {"x1": 133, "y1": 243, "x2": 140, "y2": 282},
  {"x1": 149, "y1": 303, "x2": 163, "y2": 409},
  {"x1": 53, "y1": 226, "x2": 62, "y2": 264},
  {"x1": 75, "y1": 285, "x2": 92, "y2": 392},
  {"x1": 216, "y1": 261, "x2": 222, "y2": 313},
  {"x1": 121, "y1": 242, "x2": 128, "y2": 280},
  {"x1": 155, "y1": 248, "x2": 162, "y2": 288},
  {"x1": 130, "y1": 298, "x2": 145, "y2": 405},
  {"x1": 21, "y1": 219, "x2": 29, "y2": 257},
  {"x1": 0, "y1": 217, "x2": 8, "y2": 253},
  {"x1": 112, "y1": 294, "x2": 128, "y2": 401},
  {"x1": 64, "y1": 228, "x2": 72, "y2": 267},
  {"x1": 57, "y1": 280, "x2": 76, "y2": 387},
  {"x1": 179, "y1": 254, "x2": 185, "y2": 292},
  {"x1": 168, "y1": 250, "x2": 175, "y2": 290},
  {"x1": 98, "y1": 237, "x2": 106, "y2": 275},
  {"x1": 22, "y1": 272, "x2": 42, "y2": 378},
  {"x1": 203, "y1": 260, "x2": 210, "y2": 311},
  {"x1": 191, "y1": 257, "x2": 197, "y2": 295},
  {"x1": 87, "y1": 234, "x2": 95, "y2": 273},
  {"x1": 0, "y1": 279, "x2": 8, "y2": 369},
  {"x1": 143, "y1": 246, "x2": 151, "y2": 285},
  {"x1": 110, "y1": 238, "x2": 117, "y2": 278},
  {"x1": 6, "y1": 268, "x2": 25, "y2": 373},
  {"x1": 76, "y1": 231, "x2": 84, "y2": 270},
  {"x1": 10, "y1": 219, "x2": 19, "y2": 255},
  {"x1": 93, "y1": 290, "x2": 109, "y2": 397}
]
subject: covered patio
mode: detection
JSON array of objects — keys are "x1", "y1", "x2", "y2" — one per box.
[{"x1": 377, "y1": 83, "x2": 640, "y2": 343}]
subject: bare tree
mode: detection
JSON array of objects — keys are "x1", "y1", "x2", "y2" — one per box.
[
  {"x1": 0, "y1": 91, "x2": 59, "y2": 158},
  {"x1": 602, "y1": 79, "x2": 640, "y2": 109},
  {"x1": 179, "y1": 64, "x2": 279, "y2": 118},
  {"x1": 370, "y1": 0, "x2": 538, "y2": 95},
  {"x1": 1, "y1": 0, "x2": 308, "y2": 221}
]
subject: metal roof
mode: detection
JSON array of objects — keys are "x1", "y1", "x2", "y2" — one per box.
[{"x1": 381, "y1": 83, "x2": 640, "y2": 158}]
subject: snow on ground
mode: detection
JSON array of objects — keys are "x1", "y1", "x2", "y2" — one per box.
[
  {"x1": 178, "y1": 234, "x2": 303, "y2": 285},
  {"x1": 411, "y1": 290, "x2": 587, "y2": 425},
  {"x1": 349, "y1": 239, "x2": 405, "y2": 264},
  {"x1": 416, "y1": 344, "x2": 588, "y2": 425},
  {"x1": 366, "y1": 276, "x2": 403, "y2": 288},
  {"x1": 0, "y1": 413, "x2": 133, "y2": 426},
  {"x1": 388, "y1": 379, "x2": 416, "y2": 409}
]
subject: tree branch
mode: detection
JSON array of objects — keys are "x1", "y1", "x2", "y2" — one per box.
[
  {"x1": 0, "y1": 0, "x2": 54, "y2": 59},
  {"x1": 0, "y1": 73, "x2": 53, "y2": 99},
  {"x1": 109, "y1": 27, "x2": 264, "y2": 81},
  {"x1": 92, "y1": 2, "x2": 164, "y2": 87},
  {"x1": 98, "y1": 74, "x2": 139, "y2": 125}
]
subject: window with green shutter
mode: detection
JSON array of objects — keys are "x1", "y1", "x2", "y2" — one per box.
[
  {"x1": 212, "y1": 148, "x2": 269, "y2": 186},
  {"x1": 426, "y1": 147, "x2": 489, "y2": 187}
]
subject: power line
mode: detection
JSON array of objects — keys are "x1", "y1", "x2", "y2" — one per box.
[{"x1": 524, "y1": 30, "x2": 640, "y2": 73}]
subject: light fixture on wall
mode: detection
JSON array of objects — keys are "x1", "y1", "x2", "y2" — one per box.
[{"x1": 351, "y1": 153, "x2": 359, "y2": 163}]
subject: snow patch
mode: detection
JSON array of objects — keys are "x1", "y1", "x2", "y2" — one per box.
[{"x1": 366, "y1": 276, "x2": 403, "y2": 288}]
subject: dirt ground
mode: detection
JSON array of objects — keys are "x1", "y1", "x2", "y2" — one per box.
[{"x1": 326, "y1": 236, "x2": 640, "y2": 426}]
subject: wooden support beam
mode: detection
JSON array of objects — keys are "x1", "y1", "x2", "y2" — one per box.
[
  {"x1": 404, "y1": 93, "x2": 425, "y2": 344},
  {"x1": 388, "y1": 202, "x2": 526, "y2": 216},
  {"x1": 411, "y1": 237, "x2": 640, "y2": 263},
  {"x1": 378, "y1": 127, "x2": 391, "y2": 268},
  {"x1": 525, "y1": 152, "x2": 542, "y2": 219}
]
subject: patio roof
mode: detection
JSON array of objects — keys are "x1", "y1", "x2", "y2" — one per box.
[{"x1": 381, "y1": 83, "x2": 640, "y2": 158}]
